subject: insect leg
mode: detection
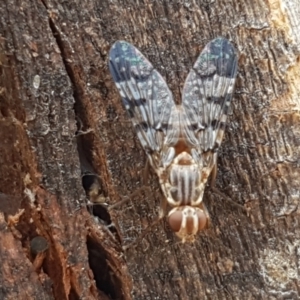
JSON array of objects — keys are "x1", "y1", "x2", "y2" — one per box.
[
  {"x1": 210, "y1": 163, "x2": 218, "y2": 187},
  {"x1": 122, "y1": 197, "x2": 168, "y2": 251},
  {"x1": 210, "y1": 187, "x2": 249, "y2": 214},
  {"x1": 108, "y1": 186, "x2": 151, "y2": 210},
  {"x1": 122, "y1": 217, "x2": 163, "y2": 251},
  {"x1": 158, "y1": 197, "x2": 168, "y2": 219},
  {"x1": 142, "y1": 158, "x2": 152, "y2": 185}
]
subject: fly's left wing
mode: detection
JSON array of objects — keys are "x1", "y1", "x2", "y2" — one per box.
[
  {"x1": 182, "y1": 37, "x2": 238, "y2": 168},
  {"x1": 109, "y1": 41, "x2": 178, "y2": 165}
]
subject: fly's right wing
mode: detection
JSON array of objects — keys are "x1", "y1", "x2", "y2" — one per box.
[
  {"x1": 109, "y1": 41, "x2": 178, "y2": 167},
  {"x1": 182, "y1": 37, "x2": 238, "y2": 169}
]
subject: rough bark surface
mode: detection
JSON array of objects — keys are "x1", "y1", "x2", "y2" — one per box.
[{"x1": 1, "y1": 0, "x2": 300, "y2": 299}]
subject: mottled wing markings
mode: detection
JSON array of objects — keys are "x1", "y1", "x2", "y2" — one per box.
[
  {"x1": 109, "y1": 41, "x2": 178, "y2": 158},
  {"x1": 182, "y1": 37, "x2": 238, "y2": 161}
]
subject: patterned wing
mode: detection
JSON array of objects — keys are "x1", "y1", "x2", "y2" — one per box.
[
  {"x1": 182, "y1": 37, "x2": 238, "y2": 161},
  {"x1": 109, "y1": 41, "x2": 178, "y2": 157}
]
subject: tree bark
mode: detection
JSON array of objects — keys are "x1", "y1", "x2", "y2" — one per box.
[{"x1": 1, "y1": 0, "x2": 300, "y2": 299}]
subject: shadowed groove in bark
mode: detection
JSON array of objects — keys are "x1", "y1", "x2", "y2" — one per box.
[
  {"x1": 37, "y1": 0, "x2": 128, "y2": 297},
  {"x1": 86, "y1": 235, "x2": 124, "y2": 300}
]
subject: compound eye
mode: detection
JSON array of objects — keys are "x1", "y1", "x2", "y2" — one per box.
[
  {"x1": 197, "y1": 210, "x2": 207, "y2": 231},
  {"x1": 168, "y1": 210, "x2": 182, "y2": 232}
]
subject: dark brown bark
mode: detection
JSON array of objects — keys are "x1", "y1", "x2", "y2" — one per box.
[{"x1": 1, "y1": 0, "x2": 300, "y2": 299}]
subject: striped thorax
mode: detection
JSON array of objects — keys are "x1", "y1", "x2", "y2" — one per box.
[{"x1": 159, "y1": 151, "x2": 209, "y2": 242}]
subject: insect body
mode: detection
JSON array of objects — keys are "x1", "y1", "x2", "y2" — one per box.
[{"x1": 109, "y1": 38, "x2": 238, "y2": 242}]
